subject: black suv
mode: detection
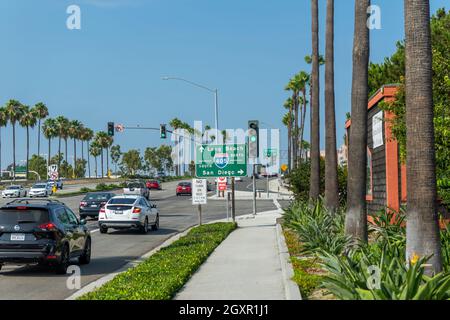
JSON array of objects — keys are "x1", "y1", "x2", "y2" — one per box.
[{"x1": 0, "y1": 199, "x2": 91, "y2": 274}]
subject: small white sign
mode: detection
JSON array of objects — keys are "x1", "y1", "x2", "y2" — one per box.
[
  {"x1": 192, "y1": 179, "x2": 207, "y2": 205},
  {"x1": 48, "y1": 165, "x2": 59, "y2": 180},
  {"x1": 372, "y1": 111, "x2": 384, "y2": 149}
]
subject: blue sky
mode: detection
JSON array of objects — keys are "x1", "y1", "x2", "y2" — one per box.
[{"x1": 0, "y1": 0, "x2": 448, "y2": 167}]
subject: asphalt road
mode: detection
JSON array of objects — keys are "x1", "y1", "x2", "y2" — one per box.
[{"x1": 0, "y1": 179, "x2": 277, "y2": 300}]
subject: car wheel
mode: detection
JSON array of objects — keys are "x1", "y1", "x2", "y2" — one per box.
[
  {"x1": 79, "y1": 237, "x2": 91, "y2": 265},
  {"x1": 140, "y1": 218, "x2": 149, "y2": 234},
  {"x1": 0, "y1": 264, "x2": 2, "y2": 272},
  {"x1": 55, "y1": 244, "x2": 70, "y2": 274},
  {"x1": 151, "y1": 215, "x2": 159, "y2": 231},
  {"x1": 100, "y1": 226, "x2": 108, "y2": 234}
]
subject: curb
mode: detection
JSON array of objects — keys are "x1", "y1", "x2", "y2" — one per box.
[{"x1": 275, "y1": 223, "x2": 302, "y2": 300}]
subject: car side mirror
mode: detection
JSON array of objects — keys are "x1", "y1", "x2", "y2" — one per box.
[{"x1": 80, "y1": 219, "x2": 87, "y2": 225}]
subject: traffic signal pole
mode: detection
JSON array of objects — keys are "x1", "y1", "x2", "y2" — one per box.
[{"x1": 253, "y1": 164, "x2": 257, "y2": 216}]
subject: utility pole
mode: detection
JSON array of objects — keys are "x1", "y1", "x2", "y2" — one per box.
[
  {"x1": 231, "y1": 177, "x2": 236, "y2": 222},
  {"x1": 198, "y1": 204, "x2": 202, "y2": 226},
  {"x1": 253, "y1": 164, "x2": 257, "y2": 215}
]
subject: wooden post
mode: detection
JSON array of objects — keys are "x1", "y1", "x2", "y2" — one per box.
[{"x1": 198, "y1": 204, "x2": 202, "y2": 226}]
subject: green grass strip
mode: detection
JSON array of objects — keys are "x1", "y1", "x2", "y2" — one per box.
[{"x1": 79, "y1": 222, "x2": 237, "y2": 300}]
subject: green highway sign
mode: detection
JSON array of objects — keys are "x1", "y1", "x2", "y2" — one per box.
[
  {"x1": 196, "y1": 144, "x2": 247, "y2": 178},
  {"x1": 264, "y1": 148, "x2": 278, "y2": 157}
]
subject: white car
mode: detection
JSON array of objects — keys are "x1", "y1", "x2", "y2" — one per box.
[
  {"x1": 2, "y1": 185, "x2": 27, "y2": 198},
  {"x1": 98, "y1": 195, "x2": 159, "y2": 234},
  {"x1": 29, "y1": 183, "x2": 53, "y2": 197}
]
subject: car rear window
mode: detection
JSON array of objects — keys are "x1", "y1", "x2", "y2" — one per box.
[
  {"x1": 178, "y1": 182, "x2": 191, "y2": 187},
  {"x1": 127, "y1": 183, "x2": 142, "y2": 188},
  {"x1": 109, "y1": 198, "x2": 136, "y2": 205},
  {"x1": 84, "y1": 193, "x2": 111, "y2": 200},
  {"x1": 0, "y1": 209, "x2": 50, "y2": 225}
]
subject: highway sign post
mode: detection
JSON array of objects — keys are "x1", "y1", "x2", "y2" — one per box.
[
  {"x1": 192, "y1": 179, "x2": 207, "y2": 226},
  {"x1": 195, "y1": 144, "x2": 247, "y2": 178}
]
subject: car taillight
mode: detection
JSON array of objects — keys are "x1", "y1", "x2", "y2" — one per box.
[
  {"x1": 80, "y1": 201, "x2": 87, "y2": 207},
  {"x1": 100, "y1": 207, "x2": 106, "y2": 213},
  {"x1": 38, "y1": 222, "x2": 57, "y2": 231},
  {"x1": 132, "y1": 207, "x2": 141, "y2": 214}
]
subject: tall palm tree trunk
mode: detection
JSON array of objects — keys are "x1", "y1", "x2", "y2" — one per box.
[
  {"x1": 64, "y1": 139, "x2": 68, "y2": 177},
  {"x1": 287, "y1": 124, "x2": 292, "y2": 172},
  {"x1": 12, "y1": 124, "x2": 16, "y2": 181},
  {"x1": 345, "y1": 0, "x2": 370, "y2": 242},
  {"x1": 37, "y1": 119, "x2": 41, "y2": 158},
  {"x1": 48, "y1": 138, "x2": 51, "y2": 178},
  {"x1": 325, "y1": 0, "x2": 339, "y2": 212},
  {"x1": 294, "y1": 95, "x2": 299, "y2": 169},
  {"x1": 87, "y1": 140, "x2": 91, "y2": 178},
  {"x1": 404, "y1": 0, "x2": 442, "y2": 273},
  {"x1": 299, "y1": 89, "x2": 307, "y2": 164},
  {"x1": 26, "y1": 126, "x2": 30, "y2": 180},
  {"x1": 95, "y1": 156, "x2": 98, "y2": 178},
  {"x1": 73, "y1": 139, "x2": 77, "y2": 178},
  {"x1": 309, "y1": 0, "x2": 321, "y2": 201},
  {"x1": 58, "y1": 136, "x2": 62, "y2": 175},
  {"x1": 106, "y1": 147, "x2": 110, "y2": 177},
  {"x1": 101, "y1": 149, "x2": 104, "y2": 178}
]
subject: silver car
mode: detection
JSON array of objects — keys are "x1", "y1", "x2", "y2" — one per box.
[
  {"x1": 29, "y1": 183, "x2": 53, "y2": 197},
  {"x1": 98, "y1": 195, "x2": 159, "y2": 234}
]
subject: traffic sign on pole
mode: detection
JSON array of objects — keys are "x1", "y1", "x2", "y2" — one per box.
[
  {"x1": 195, "y1": 144, "x2": 247, "y2": 178},
  {"x1": 48, "y1": 165, "x2": 59, "y2": 180},
  {"x1": 192, "y1": 179, "x2": 207, "y2": 205}
]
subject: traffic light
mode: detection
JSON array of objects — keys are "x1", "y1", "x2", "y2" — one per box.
[
  {"x1": 248, "y1": 120, "x2": 259, "y2": 158},
  {"x1": 108, "y1": 122, "x2": 115, "y2": 136},
  {"x1": 160, "y1": 124, "x2": 167, "y2": 139}
]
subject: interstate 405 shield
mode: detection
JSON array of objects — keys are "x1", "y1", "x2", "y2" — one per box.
[{"x1": 195, "y1": 144, "x2": 247, "y2": 178}]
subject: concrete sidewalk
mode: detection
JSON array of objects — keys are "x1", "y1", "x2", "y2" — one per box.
[{"x1": 175, "y1": 206, "x2": 301, "y2": 300}]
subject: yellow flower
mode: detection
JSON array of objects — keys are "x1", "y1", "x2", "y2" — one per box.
[{"x1": 410, "y1": 253, "x2": 420, "y2": 265}]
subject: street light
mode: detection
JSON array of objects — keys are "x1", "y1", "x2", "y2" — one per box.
[{"x1": 162, "y1": 76, "x2": 219, "y2": 144}]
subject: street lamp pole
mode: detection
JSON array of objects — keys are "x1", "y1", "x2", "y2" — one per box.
[{"x1": 162, "y1": 76, "x2": 220, "y2": 144}]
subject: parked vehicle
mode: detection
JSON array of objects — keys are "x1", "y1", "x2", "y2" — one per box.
[
  {"x1": 0, "y1": 199, "x2": 91, "y2": 274},
  {"x1": 176, "y1": 182, "x2": 192, "y2": 196},
  {"x1": 146, "y1": 180, "x2": 162, "y2": 190},
  {"x1": 123, "y1": 181, "x2": 150, "y2": 199},
  {"x1": 29, "y1": 183, "x2": 53, "y2": 198},
  {"x1": 2, "y1": 185, "x2": 27, "y2": 198},
  {"x1": 79, "y1": 192, "x2": 116, "y2": 219},
  {"x1": 98, "y1": 195, "x2": 159, "y2": 234},
  {"x1": 47, "y1": 179, "x2": 63, "y2": 190}
]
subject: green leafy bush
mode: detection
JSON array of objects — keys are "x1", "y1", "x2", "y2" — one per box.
[{"x1": 79, "y1": 223, "x2": 237, "y2": 300}]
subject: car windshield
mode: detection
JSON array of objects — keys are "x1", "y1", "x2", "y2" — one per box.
[
  {"x1": 7, "y1": 186, "x2": 20, "y2": 190},
  {"x1": 109, "y1": 198, "x2": 136, "y2": 205},
  {"x1": 0, "y1": 209, "x2": 49, "y2": 225},
  {"x1": 33, "y1": 184, "x2": 47, "y2": 188},
  {"x1": 84, "y1": 193, "x2": 110, "y2": 201}
]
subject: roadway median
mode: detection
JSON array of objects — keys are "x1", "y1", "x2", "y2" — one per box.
[{"x1": 77, "y1": 222, "x2": 237, "y2": 300}]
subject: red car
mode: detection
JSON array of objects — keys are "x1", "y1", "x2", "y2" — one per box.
[
  {"x1": 176, "y1": 182, "x2": 192, "y2": 196},
  {"x1": 146, "y1": 180, "x2": 162, "y2": 190}
]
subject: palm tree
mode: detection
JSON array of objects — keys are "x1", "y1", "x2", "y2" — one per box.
[
  {"x1": 69, "y1": 120, "x2": 83, "y2": 178},
  {"x1": 55, "y1": 116, "x2": 69, "y2": 176},
  {"x1": 83, "y1": 128, "x2": 94, "y2": 178},
  {"x1": 404, "y1": 0, "x2": 442, "y2": 273},
  {"x1": 89, "y1": 141, "x2": 101, "y2": 178},
  {"x1": 43, "y1": 118, "x2": 57, "y2": 173},
  {"x1": 19, "y1": 106, "x2": 38, "y2": 180},
  {"x1": 309, "y1": 0, "x2": 321, "y2": 201},
  {"x1": 283, "y1": 98, "x2": 294, "y2": 171},
  {"x1": 0, "y1": 107, "x2": 7, "y2": 176},
  {"x1": 324, "y1": 0, "x2": 339, "y2": 212},
  {"x1": 33, "y1": 102, "x2": 49, "y2": 158},
  {"x1": 95, "y1": 131, "x2": 109, "y2": 178},
  {"x1": 4, "y1": 100, "x2": 25, "y2": 180},
  {"x1": 345, "y1": 0, "x2": 370, "y2": 242}
]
